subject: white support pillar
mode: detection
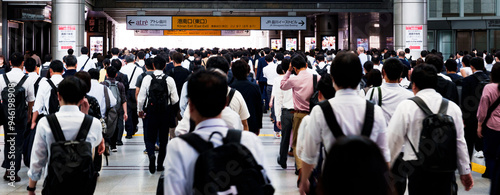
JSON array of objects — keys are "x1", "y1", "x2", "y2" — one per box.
[
  {"x1": 496, "y1": 0, "x2": 500, "y2": 16},
  {"x1": 51, "y1": 0, "x2": 86, "y2": 61},
  {"x1": 394, "y1": 0, "x2": 427, "y2": 59},
  {"x1": 460, "y1": 0, "x2": 465, "y2": 17}
]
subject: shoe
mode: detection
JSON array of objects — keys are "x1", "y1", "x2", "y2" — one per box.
[
  {"x1": 149, "y1": 155, "x2": 156, "y2": 174},
  {"x1": 116, "y1": 141, "x2": 123, "y2": 146},
  {"x1": 155, "y1": 145, "x2": 160, "y2": 151},
  {"x1": 111, "y1": 147, "x2": 118, "y2": 152},
  {"x1": 143, "y1": 149, "x2": 148, "y2": 154},
  {"x1": 474, "y1": 151, "x2": 484, "y2": 158},
  {"x1": 3, "y1": 171, "x2": 20, "y2": 182},
  {"x1": 157, "y1": 166, "x2": 165, "y2": 172},
  {"x1": 277, "y1": 156, "x2": 287, "y2": 169},
  {"x1": 125, "y1": 135, "x2": 133, "y2": 139},
  {"x1": 274, "y1": 132, "x2": 281, "y2": 139}
]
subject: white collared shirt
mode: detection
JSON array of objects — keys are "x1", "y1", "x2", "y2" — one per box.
[
  {"x1": 175, "y1": 107, "x2": 243, "y2": 136},
  {"x1": 317, "y1": 61, "x2": 327, "y2": 69},
  {"x1": 165, "y1": 118, "x2": 266, "y2": 195},
  {"x1": 272, "y1": 75, "x2": 294, "y2": 122},
  {"x1": 137, "y1": 60, "x2": 145, "y2": 67},
  {"x1": 88, "y1": 79, "x2": 117, "y2": 118},
  {"x1": 365, "y1": 83, "x2": 414, "y2": 124},
  {"x1": 137, "y1": 70, "x2": 179, "y2": 112},
  {"x1": 26, "y1": 72, "x2": 40, "y2": 95},
  {"x1": 263, "y1": 62, "x2": 279, "y2": 85},
  {"x1": 387, "y1": 89, "x2": 471, "y2": 175},
  {"x1": 301, "y1": 88, "x2": 390, "y2": 164},
  {"x1": 181, "y1": 56, "x2": 195, "y2": 70},
  {"x1": 438, "y1": 73, "x2": 452, "y2": 81},
  {"x1": 0, "y1": 67, "x2": 35, "y2": 102},
  {"x1": 33, "y1": 75, "x2": 64, "y2": 115},
  {"x1": 77, "y1": 54, "x2": 97, "y2": 72},
  {"x1": 28, "y1": 105, "x2": 103, "y2": 181},
  {"x1": 120, "y1": 62, "x2": 144, "y2": 89}
]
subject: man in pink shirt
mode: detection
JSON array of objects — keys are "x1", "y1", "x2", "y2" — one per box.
[{"x1": 280, "y1": 55, "x2": 320, "y2": 181}]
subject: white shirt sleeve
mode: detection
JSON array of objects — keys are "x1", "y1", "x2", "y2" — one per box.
[
  {"x1": 137, "y1": 75, "x2": 151, "y2": 112},
  {"x1": 175, "y1": 105, "x2": 191, "y2": 136},
  {"x1": 273, "y1": 79, "x2": 284, "y2": 122},
  {"x1": 164, "y1": 139, "x2": 190, "y2": 194},
  {"x1": 300, "y1": 106, "x2": 325, "y2": 165},
  {"x1": 167, "y1": 77, "x2": 179, "y2": 105},
  {"x1": 179, "y1": 82, "x2": 189, "y2": 117},
  {"x1": 28, "y1": 118, "x2": 49, "y2": 181}
]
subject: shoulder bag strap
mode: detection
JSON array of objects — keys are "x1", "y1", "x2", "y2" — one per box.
[
  {"x1": 377, "y1": 86, "x2": 382, "y2": 106},
  {"x1": 369, "y1": 88, "x2": 375, "y2": 101},
  {"x1": 104, "y1": 85, "x2": 110, "y2": 112},
  {"x1": 223, "y1": 129, "x2": 242, "y2": 144},
  {"x1": 34, "y1": 77, "x2": 42, "y2": 87},
  {"x1": 128, "y1": 66, "x2": 137, "y2": 84},
  {"x1": 484, "y1": 95, "x2": 500, "y2": 126},
  {"x1": 438, "y1": 99, "x2": 449, "y2": 114},
  {"x1": 17, "y1": 75, "x2": 28, "y2": 87},
  {"x1": 227, "y1": 88, "x2": 236, "y2": 106},
  {"x1": 80, "y1": 57, "x2": 90, "y2": 71},
  {"x1": 47, "y1": 79, "x2": 57, "y2": 90},
  {"x1": 319, "y1": 101, "x2": 344, "y2": 138},
  {"x1": 313, "y1": 74, "x2": 318, "y2": 92},
  {"x1": 3, "y1": 74, "x2": 9, "y2": 85},
  {"x1": 179, "y1": 133, "x2": 213, "y2": 154},
  {"x1": 47, "y1": 114, "x2": 66, "y2": 142},
  {"x1": 75, "y1": 115, "x2": 93, "y2": 141},
  {"x1": 361, "y1": 101, "x2": 375, "y2": 137},
  {"x1": 409, "y1": 96, "x2": 434, "y2": 116}
]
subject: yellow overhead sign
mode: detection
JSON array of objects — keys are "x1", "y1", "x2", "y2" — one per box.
[
  {"x1": 163, "y1": 30, "x2": 221, "y2": 36},
  {"x1": 172, "y1": 16, "x2": 261, "y2": 30}
]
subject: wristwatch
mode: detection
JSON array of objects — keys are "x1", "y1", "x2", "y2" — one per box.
[{"x1": 27, "y1": 186, "x2": 36, "y2": 191}]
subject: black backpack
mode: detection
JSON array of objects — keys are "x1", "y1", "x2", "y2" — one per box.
[
  {"x1": 179, "y1": 130, "x2": 275, "y2": 195},
  {"x1": 146, "y1": 74, "x2": 169, "y2": 114},
  {"x1": 187, "y1": 59, "x2": 195, "y2": 72},
  {"x1": 408, "y1": 97, "x2": 457, "y2": 173},
  {"x1": 315, "y1": 64, "x2": 330, "y2": 77},
  {"x1": 40, "y1": 64, "x2": 50, "y2": 78},
  {"x1": 47, "y1": 79, "x2": 60, "y2": 114},
  {"x1": 1, "y1": 74, "x2": 28, "y2": 123},
  {"x1": 309, "y1": 74, "x2": 319, "y2": 112},
  {"x1": 320, "y1": 100, "x2": 375, "y2": 139},
  {"x1": 34, "y1": 77, "x2": 43, "y2": 96},
  {"x1": 42, "y1": 114, "x2": 97, "y2": 195},
  {"x1": 473, "y1": 73, "x2": 490, "y2": 97}
]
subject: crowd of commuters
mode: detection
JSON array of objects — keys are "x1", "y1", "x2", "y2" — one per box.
[{"x1": 0, "y1": 44, "x2": 499, "y2": 195}]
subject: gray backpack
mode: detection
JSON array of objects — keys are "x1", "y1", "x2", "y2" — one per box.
[{"x1": 103, "y1": 84, "x2": 119, "y2": 139}]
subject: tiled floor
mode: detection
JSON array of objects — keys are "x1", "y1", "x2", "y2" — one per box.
[{"x1": 0, "y1": 115, "x2": 492, "y2": 195}]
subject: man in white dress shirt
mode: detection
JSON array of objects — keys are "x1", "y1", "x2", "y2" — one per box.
[
  {"x1": 1, "y1": 53, "x2": 35, "y2": 182},
  {"x1": 387, "y1": 64, "x2": 473, "y2": 194},
  {"x1": 77, "y1": 47, "x2": 96, "y2": 72},
  {"x1": 164, "y1": 70, "x2": 266, "y2": 195},
  {"x1": 299, "y1": 52, "x2": 390, "y2": 194},
  {"x1": 87, "y1": 68, "x2": 116, "y2": 119},
  {"x1": 28, "y1": 76, "x2": 104, "y2": 194},
  {"x1": 137, "y1": 56, "x2": 178, "y2": 174},
  {"x1": 120, "y1": 54, "x2": 144, "y2": 138}
]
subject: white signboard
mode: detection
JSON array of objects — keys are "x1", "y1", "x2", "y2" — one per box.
[
  {"x1": 261, "y1": 17, "x2": 306, "y2": 30},
  {"x1": 134, "y1": 30, "x2": 164, "y2": 36},
  {"x1": 58, "y1": 25, "x2": 76, "y2": 51},
  {"x1": 221, "y1": 30, "x2": 250, "y2": 36},
  {"x1": 405, "y1": 25, "x2": 423, "y2": 50},
  {"x1": 126, "y1": 16, "x2": 172, "y2": 30}
]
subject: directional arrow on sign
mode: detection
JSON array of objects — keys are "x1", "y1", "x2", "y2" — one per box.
[
  {"x1": 245, "y1": 30, "x2": 249, "y2": 33},
  {"x1": 135, "y1": 30, "x2": 140, "y2": 33},
  {"x1": 299, "y1": 20, "x2": 305, "y2": 26},
  {"x1": 90, "y1": 26, "x2": 94, "y2": 31},
  {"x1": 128, "y1": 20, "x2": 135, "y2": 25}
]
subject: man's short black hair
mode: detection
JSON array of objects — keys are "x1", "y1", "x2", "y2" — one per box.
[
  {"x1": 137, "y1": 51, "x2": 145, "y2": 59},
  {"x1": 153, "y1": 56, "x2": 166, "y2": 70},
  {"x1": 188, "y1": 70, "x2": 228, "y2": 118},
  {"x1": 331, "y1": 52, "x2": 362, "y2": 89},
  {"x1": 145, "y1": 58, "x2": 154, "y2": 70},
  {"x1": 445, "y1": 59, "x2": 458, "y2": 72},
  {"x1": 420, "y1": 50, "x2": 428, "y2": 58},
  {"x1": 363, "y1": 61, "x2": 374, "y2": 72},
  {"x1": 382, "y1": 58, "x2": 404, "y2": 81},
  {"x1": 291, "y1": 55, "x2": 306, "y2": 69},
  {"x1": 281, "y1": 58, "x2": 291, "y2": 72},
  {"x1": 232, "y1": 60, "x2": 249, "y2": 80},
  {"x1": 10, "y1": 52, "x2": 24, "y2": 67},
  {"x1": 371, "y1": 55, "x2": 380, "y2": 64},
  {"x1": 470, "y1": 57, "x2": 485, "y2": 70},
  {"x1": 88, "y1": 68, "x2": 99, "y2": 80},
  {"x1": 59, "y1": 76, "x2": 87, "y2": 104},
  {"x1": 462, "y1": 55, "x2": 472, "y2": 67},
  {"x1": 44, "y1": 54, "x2": 52, "y2": 62},
  {"x1": 275, "y1": 53, "x2": 284, "y2": 61},
  {"x1": 67, "y1": 49, "x2": 74, "y2": 55},
  {"x1": 318, "y1": 75, "x2": 336, "y2": 99},
  {"x1": 424, "y1": 54, "x2": 444, "y2": 72},
  {"x1": 411, "y1": 64, "x2": 438, "y2": 90},
  {"x1": 172, "y1": 52, "x2": 183, "y2": 64},
  {"x1": 81, "y1": 47, "x2": 89, "y2": 55},
  {"x1": 24, "y1": 58, "x2": 37, "y2": 72},
  {"x1": 265, "y1": 54, "x2": 273, "y2": 63},
  {"x1": 206, "y1": 56, "x2": 230, "y2": 74},
  {"x1": 486, "y1": 54, "x2": 494, "y2": 64},
  {"x1": 74, "y1": 71, "x2": 92, "y2": 93},
  {"x1": 65, "y1": 55, "x2": 77, "y2": 67},
  {"x1": 107, "y1": 66, "x2": 118, "y2": 78},
  {"x1": 111, "y1": 48, "x2": 120, "y2": 55},
  {"x1": 405, "y1": 48, "x2": 410, "y2": 53},
  {"x1": 316, "y1": 54, "x2": 325, "y2": 62},
  {"x1": 111, "y1": 59, "x2": 122, "y2": 71},
  {"x1": 459, "y1": 51, "x2": 464, "y2": 56},
  {"x1": 194, "y1": 57, "x2": 202, "y2": 66},
  {"x1": 50, "y1": 60, "x2": 64, "y2": 73}
]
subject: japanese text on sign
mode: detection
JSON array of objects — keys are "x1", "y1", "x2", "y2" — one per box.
[
  {"x1": 405, "y1": 25, "x2": 423, "y2": 50},
  {"x1": 58, "y1": 25, "x2": 76, "y2": 51}
]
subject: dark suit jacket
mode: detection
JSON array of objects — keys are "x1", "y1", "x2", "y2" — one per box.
[
  {"x1": 436, "y1": 76, "x2": 459, "y2": 104},
  {"x1": 167, "y1": 66, "x2": 190, "y2": 96},
  {"x1": 230, "y1": 79, "x2": 263, "y2": 134},
  {"x1": 115, "y1": 72, "x2": 129, "y2": 91},
  {"x1": 256, "y1": 57, "x2": 267, "y2": 83},
  {"x1": 461, "y1": 71, "x2": 489, "y2": 123}
]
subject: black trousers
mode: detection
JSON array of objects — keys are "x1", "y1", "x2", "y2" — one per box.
[
  {"x1": 2, "y1": 117, "x2": 27, "y2": 173},
  {"x1": 464, "y1": 121, "x2": 483, "y2": 160},
  {"x1": 143, "y1": 112, "x2": 169, "y2": 166},
  {"x1": 483, "y1": 126, "x2": 500, "y2": 195},
  {"x1": 278, "y1": 109, "x2": 293, "y2": 164},
  {"x1": 390, "y1": 152, "x2": 407, "y2": 195},
  {"x1": 125, "y1": 89, "x2": 138, "y2": 136},
  {"x1": 407, "y1": 161, "x2": 455, "y2": 195}
]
